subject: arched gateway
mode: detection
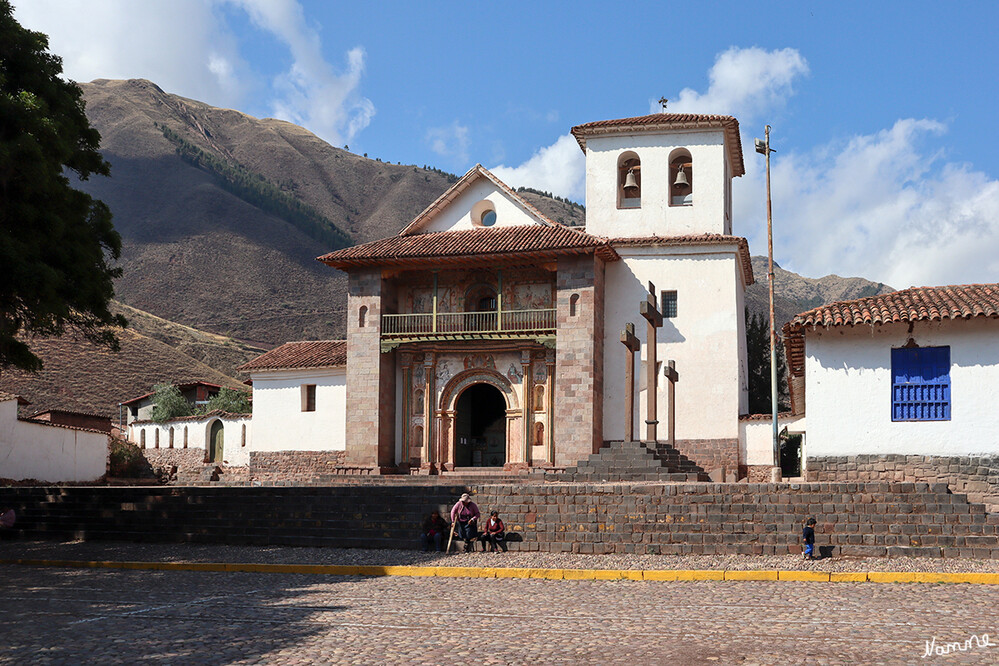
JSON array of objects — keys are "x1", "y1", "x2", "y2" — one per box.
[
  {"x1": 437, "y1": 369, "x2": 519, "y2": 470},
  {"x1": 454, "y1": 383, "x2": 507, "y2": 466}
]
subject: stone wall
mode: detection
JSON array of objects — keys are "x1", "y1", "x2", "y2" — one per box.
[
  {"x1": 672, "y1": 438, "x2": 740, "y2": 477},
  {"x1": 808, "y1": 455, "x2": 999, "y2": 507},
  {"x1": 249, "y1": 451, "x2": 354, "y2": 484},
  {"x1": 345, "y1": 270, "x2": 396, "y2": 469},
  {"x1": 3, "y1": 480, "x2": 998, "y2": 558},
  {"x1": 554, "y1": 255, "x2": 604, "y2": 467}
]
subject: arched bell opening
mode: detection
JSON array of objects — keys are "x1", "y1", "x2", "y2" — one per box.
[{"x1": 453, "y1": 383, "x2": 507, "y2": 467}]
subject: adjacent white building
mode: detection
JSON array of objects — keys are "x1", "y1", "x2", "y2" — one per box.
[
  {"x1": 238, "y1": 340, "x2": 347, "y2": 455},
  {"x1": 0, "y1": 391, "x2": 109, "y2": 483},
  {"x1": 783, "y1": 284, "x2": 999, "y2": 485}
]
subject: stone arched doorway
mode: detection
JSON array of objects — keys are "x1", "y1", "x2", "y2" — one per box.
[
  {"x1": 208, "y1": 420, "x2": 224, "y2": 463},
  {"x1": 454, "y1": 383, "x2": 507, "y2": 467}
]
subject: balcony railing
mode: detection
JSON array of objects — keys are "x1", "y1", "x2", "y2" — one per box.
[{"x1": 382, "y1": 308, "x2": 556, "y2": 338}]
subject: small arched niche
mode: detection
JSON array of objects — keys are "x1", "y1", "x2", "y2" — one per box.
[
  {"x1": 358, "y1": 305, "x2": 368, "y2": 328},
  {"x1": 669, "y1": 148, "x2": 693, "y2": 206},
  {"x1": 617, "y1": 152, "x2": 641, "y2": 209}
]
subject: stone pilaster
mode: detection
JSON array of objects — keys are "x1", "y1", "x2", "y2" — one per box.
[{"x1": 554, "y1": 254, "x2": 605, "y2": 467}]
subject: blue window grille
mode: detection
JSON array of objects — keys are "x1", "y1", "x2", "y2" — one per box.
[{"x1": 891, "y1": 346, "x2": 950, "y2": 421}]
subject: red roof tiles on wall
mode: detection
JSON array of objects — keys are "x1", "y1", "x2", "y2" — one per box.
[
  {"x1": 318, "y1": 224, "x2": 619, "y2": 269},
  {"x1": 570, "y1": 113, "x2": 745, "y2": 176},
  {"x1": 239, "y1": 340, "x2": 347, "y2": 372}
]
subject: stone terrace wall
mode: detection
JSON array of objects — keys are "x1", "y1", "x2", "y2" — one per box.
[
  {"x1": 2, "y1": 481, "x2": 998, "y2": 558},
  {"x1": 249, "y1": 451, "x2": 356, "y2": 485},
  {"x1": 808, "y1": 455, "x2": 999, "y2": 508}
]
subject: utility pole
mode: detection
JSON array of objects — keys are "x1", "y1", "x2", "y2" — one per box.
[{"x1": 755, "y1": 126, "x2": 780, "y2": 482}]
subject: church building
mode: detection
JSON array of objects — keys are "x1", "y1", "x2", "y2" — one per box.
[{"x1": 317, "y1": 113, "x2": 756, "y2": 477}]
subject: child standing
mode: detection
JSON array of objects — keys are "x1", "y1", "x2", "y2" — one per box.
[{"x1": 802, "y1": 517, "x2": 817, "y2": 560}]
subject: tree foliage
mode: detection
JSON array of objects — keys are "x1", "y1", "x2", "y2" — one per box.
[
  {"x1": 0, "y1": 2, "x2": 126, "y2": 371},
  {"x1": 150, "y1": 383, "x2": 193, "y2": 422},
  {"x1": 745, "y1": 308, "x2": 789, "y2": 414},
  {"x1": 204, "y1": 387, "x2": 252, "y2": 414}
]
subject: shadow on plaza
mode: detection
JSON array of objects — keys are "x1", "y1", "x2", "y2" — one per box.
[{"x1": 1, "y1": 564, "x2": 371, "y2": 664}]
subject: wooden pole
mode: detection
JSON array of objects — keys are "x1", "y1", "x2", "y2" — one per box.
[{"x1": 621, "y1": 322, "x2": 640, "y2": 442}]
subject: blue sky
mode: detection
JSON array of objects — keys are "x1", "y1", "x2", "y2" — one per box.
[{"x1": 15, "y1": 0, "x2": 999, "y2": 288}]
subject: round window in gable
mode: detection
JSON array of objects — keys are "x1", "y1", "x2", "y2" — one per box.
[
  {"x1": 471, "y1": 200, "x2": 497, "y2": 227},
  {"x1": 481, "y1": 209, "x2": 497, "y2": 226}
]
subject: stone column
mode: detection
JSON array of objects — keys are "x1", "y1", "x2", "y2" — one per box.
[
  {"x1": 521, "y1": 350, "x2": 532, "y2": 466},
  {"x1": 546, "y1": 351, "x2": 555, "y2": 465}
]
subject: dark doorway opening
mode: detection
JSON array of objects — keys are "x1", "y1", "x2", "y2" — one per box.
[
  {"x1": 454, "y1": 383, "x2": 506, "y2": 467},
  {"x1": 780, "y1": 433, "x2": 803, "y2": 478}
]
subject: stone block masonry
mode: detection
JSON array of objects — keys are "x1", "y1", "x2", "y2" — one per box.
[
  {"x1": 3, "y1": 481, "x2": 999, "y2": 558},
  {"x1": 808, "y1": 455, "x2": 999, "y2": 508}
]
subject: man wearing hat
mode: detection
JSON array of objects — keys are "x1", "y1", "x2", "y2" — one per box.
[{"x1": 450, "y1": 493, "x2": 481, "y2": 552}]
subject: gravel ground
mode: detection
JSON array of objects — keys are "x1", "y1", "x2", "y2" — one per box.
[{"x1": 3, "y1": 539, "x2": 999, "y2": 573}]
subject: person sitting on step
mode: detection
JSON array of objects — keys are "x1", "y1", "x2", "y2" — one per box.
[
  {"x1": 421, "y1": 509, "x2": 447, "y2": 552},
  {"x1": 481, "y1": 510, "x2": 507, "y2": 552},
  {"x1": 450, "y1": 493, "x2": 480, "y2": 553}
]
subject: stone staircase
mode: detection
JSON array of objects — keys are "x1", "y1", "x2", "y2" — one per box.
[
  {"x1": 552, "y1": 440, "x2": 711, "y2": 482},
  {"x1": 3, "y1": 481, "x2": 999, "y2": 557}
]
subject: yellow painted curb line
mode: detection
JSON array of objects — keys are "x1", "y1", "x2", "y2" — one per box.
[{"x1": 2, "y1": 559, "x2": 998, "y2": 584}]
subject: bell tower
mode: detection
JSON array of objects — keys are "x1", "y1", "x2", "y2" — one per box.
[{"x1": 570, "y1": 113, "x2": 744, "y2": 239}]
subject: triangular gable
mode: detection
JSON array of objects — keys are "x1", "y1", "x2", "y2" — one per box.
[{"x1": 400, "y1": 164, "x2": 560, "y2": 236}]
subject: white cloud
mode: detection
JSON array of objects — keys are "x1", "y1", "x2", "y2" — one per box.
[
  {"x1": 14, "y1": 0, "x2": 248, "y2": 107},
  {"x1": 228, "y1": 0, "x2": 374, "y2": 145},
  {"x1": 739, "y1": 119, "x2": 999, "y2": 288},
  {"x1": 658, "y1": 46, "x2": 809, "y2": 122},
  {"x1": 426, "y1": 121, "x2": 470, "y2": 164},
  {"x1": 14, "y1": 0, "x2": 374, "y2": 146},
  {"x1": 491, "y1": 134, "x2": 586, "y2": 201}
]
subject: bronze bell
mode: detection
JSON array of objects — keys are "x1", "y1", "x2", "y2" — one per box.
[
  {"x1": 674, "y1": 166, "x2": 689, "y2": 188},
  {"x1": 623, "y1": 168, "x2": 639, "y2": 192}
]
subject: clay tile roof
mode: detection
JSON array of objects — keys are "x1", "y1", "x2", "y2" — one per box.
[
  {"x1": 782, "y1": 283, "x2": 999, "y2": 378},
  {"x1": 570, "y1": 113, "x2": 745, "y2": 177},
  {"x1": 238, "y1": 340, "x2": 347, "y2": 372},
  {"x1": 606, "y1": 234, "x2": 754, "y2": 286},
  {"x1": 0, "y1": 391, "x2": 29, "y2": 405},
  {"x1": 318, "y1": 224, "x2": 619, "y2": 270}
]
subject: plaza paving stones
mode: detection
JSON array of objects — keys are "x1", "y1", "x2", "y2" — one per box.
[
  {"x1": 4, "y1": 540, "x2": 999, "y2": 573},
  {"x1": 3, "y1": 564, "x2": 999, "y2": 664}
]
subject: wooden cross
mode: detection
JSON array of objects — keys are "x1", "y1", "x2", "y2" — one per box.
[
  {"x1": 639, "y1": 282, "x2": 663, "y2": 443},
  {"x1": 620, "y1": 322, "x2": 640, "y2": 442},
  {"x1": 663, "y1": 360, "x2": 679, "y2": 448}
]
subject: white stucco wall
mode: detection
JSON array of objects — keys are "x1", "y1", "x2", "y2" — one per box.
[
  {"x1": 583, "y1": 130, "x2": 731, "y2": 238},
  {"x1": 417, "y1": 179, "x2": 539, "y2": 234},
  {"x1": 249, "y1": 367, "x2": 346, "y2": 452},
  {"x1": 804, "y1": 318, "x2": 999, "y2": 457},
  {"x1": 0, "y1": 398, "x2": 108, "y2": 482},
  {"x1": 128, "y1": 415, "x2": 252, "y2": 466},
  {"x1": 741, "y1": 415, "x2": 806, "y2": 467},
  {"x1": 602, "y1": 244, "x2": 747, "y2": 441}
]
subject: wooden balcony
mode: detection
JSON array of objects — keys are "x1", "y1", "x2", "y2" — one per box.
[{"x1": 381, "y1": 308, "x2": 556, "y2": 346}]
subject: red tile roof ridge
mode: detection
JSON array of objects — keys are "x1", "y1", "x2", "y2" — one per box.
[
  {"x1": 130, "y1": 410, "x2": 251, "y2": 425},
  {"x1": 0, "y1": 391, "x2": 30, "y2": 405},
  {"x1": 239, "y1": 339, "x2": 347, "y2": 372},
  {"x1": 782, "y1": 283, "x2": 999, "y2": 379},
  {"x1": 120, "y1": 381, "x2": 226, "y2": 406},
  {"x1": 570, "y1": 113, "x2": 745, "y2": 176},
  {"x1": 399, "y1": 164, "x2": 562, "y2": 236},
  {"x1": 27, "y1": 407, "x2": 111, "y2": 420},
  {"x1": 318, "y1": 224, "x2": 619, "y2": 269},
  {"x1": 18, "y1": 417, "x2": 109, "y2": 435}
]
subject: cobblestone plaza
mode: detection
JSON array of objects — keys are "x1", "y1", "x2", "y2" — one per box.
[{"x1": 4, "y1": 560, "x2": 999, "y2": 665}]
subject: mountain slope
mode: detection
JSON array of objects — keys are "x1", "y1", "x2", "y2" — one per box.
[
  {"x1": 75, "y1": 79, "x2": 584, "y2": 345},
  {"x1": 0, "y1": 329, "x2": 246, "y2": 420},
  {"x1": 746, "y1": 256, "x2": 895, "y2": 330}
]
